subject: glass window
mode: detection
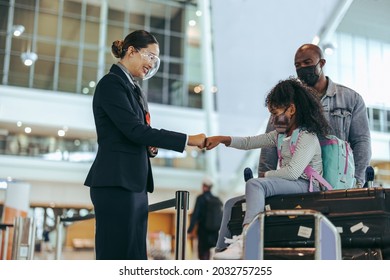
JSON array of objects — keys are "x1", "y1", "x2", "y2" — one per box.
[
  {"x1": 106, "y1": 25, "x2": 124, "y2": 49},
  {"x1": 170, "y1": 8, "x2": 183, "y2": 33},
  {"x1": 148, "y1": 76, "x2": 163, "y2": 104},
  {"x1": 0, "y1": 3, "x2": 9, "y2": 31},
  {"x1": 37, "y1": 41, "x2": 56, "y2": 57},
  {"x1": 108, "y1": 8, "x2": 124, "y2": 23},
  {"x1": 58, "y1": 63, "x2": 77, "y2": 93},
  {"x1": 13, "y1": 7, "x2": 34, "y2": 34},
  {"x1": 34, "y1": 59, "x2": 55, "y2": 90},
  {"x1": 0, "y1": 46, "x2": 4, "y2": 77},
  {"x1": 38, "y1": 12, "x2": 58, "y2": 38},
  {"x1": 61, "y1": 16, "x2": 81, "y2": 41},
  {"x1": 0, "y1": 0, "x2": 200, "y2": 107},
  {"x1": 84, "y1": 20, "x2": 100, "y2": 45},
  {"x1": 83, "y1": 48, "x2": 98, "y2": 63},
  {"x1": 82, "y1": 65, "x2": 97, "y2": 95},
  {"x1": 105, "y1": 51, "x2": 116, "y2": 68},
  {"x1": 150, "y1": 2, "x2": 166, "y2": 30},
  {"x1": 169, "y1": 62, "x2": 182, "y2": 75},
  {"x1": 129, "y1": 13, "x2": 145, "y2": 27},
  {"x1": 169, "y1": 78, "x2": 183, "y2": 106},
  {"x1": 170, "y1": 35, "x2": 183, "y2": 57},
  {"x1": 372, "y1": 108, "x2": 381, "y2": 131},
  {"x1": 153, "y1": 32, "x2": 165, "y2": 55},
  {"x1": 8, "y1": 54, "x2": 30, "y2": 87},
  {"x1": 16, "y1": 0, "x2": 36, "y2": 9},
  {"x1": 188, "y1": 84, "x2": 202, "y2": 109},
  {"x1": 387, "y1": 110, "x2": 390, "y2": 133},
  {"x1": 63, "y1": 1, "x2": 81, "y2": 17},
  {"x1": 60, "y1": 45, "x2": 79, "y2": 61},
  {"x1": 39, "y1": 0, "x2": 59, "y2": 12},
  {"x1": 86, "y1": 4, "x2": 100, "y2": 19}
]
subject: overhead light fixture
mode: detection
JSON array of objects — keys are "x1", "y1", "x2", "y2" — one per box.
[
  {"x1": 12, "y1": 25, "x2": 25, "y2": 37},
  {"x1": 21, "y1": 51, "x2": 38, "y2": 66},
  {"x1": 322, "y1": 43, "x2": 336, "y2": 56}
]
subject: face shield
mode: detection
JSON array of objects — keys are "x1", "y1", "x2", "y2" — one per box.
[{"x1": 138, "y1": 50, "x2": 160, "y2": 80}]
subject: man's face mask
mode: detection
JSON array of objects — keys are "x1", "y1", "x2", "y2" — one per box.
[
  {"x1": 272, "y1": 108, "x2": 290, "y2": 133},
  {"x1": 296, "y1": 60, "x2": 321, "y2": 86}
]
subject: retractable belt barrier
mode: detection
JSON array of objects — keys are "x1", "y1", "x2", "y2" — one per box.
[{"x1": 55, "y1": 190, "x2": 189, "y2": 260}]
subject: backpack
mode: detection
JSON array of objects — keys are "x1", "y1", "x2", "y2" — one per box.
[
  {"x1": 203, "y1": 195, "x2": 223, "y2": 232},
  {"x1": 277, "y1": 128, "x2": 356, "y2": 192}
]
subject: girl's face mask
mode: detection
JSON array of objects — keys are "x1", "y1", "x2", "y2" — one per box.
[
  {"x1": 271, "y1": 107, "x2": 290, "y2": 133},
  {"x1": 273, "y1": 114, "x2": 290, "y2": 133}
]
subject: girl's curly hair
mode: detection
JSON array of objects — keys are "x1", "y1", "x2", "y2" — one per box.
[{"x1": 265, "y1": 77, "x2": 330, "y2": 136}]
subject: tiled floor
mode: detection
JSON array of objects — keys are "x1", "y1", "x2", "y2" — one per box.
[{"x1": 34, "y1": 248, "x2": 95, "y2": 260}]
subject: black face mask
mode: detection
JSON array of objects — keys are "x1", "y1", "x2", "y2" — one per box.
[{"x1": 296, "y1": 61, "x2": 321, "y2": 86}]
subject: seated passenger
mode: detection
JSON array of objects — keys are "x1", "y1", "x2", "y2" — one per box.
[{"x1": 205, "y1": 78, "x2": 330, "y2": 260}]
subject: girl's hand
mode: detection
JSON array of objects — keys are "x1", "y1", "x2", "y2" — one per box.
[{"x1": 206, "y1": 136, "x2": 231, "y2": 150}]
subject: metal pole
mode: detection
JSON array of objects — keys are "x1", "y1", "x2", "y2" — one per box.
[
  {"x1": 11, "y1": 217, "x2": 21, "y2": 259},
  {"x1": 174, "y1": 190, "x2": 189, "y2": 260},
  {"x1": 314, "y1": 214, "x2": 321, "y2": 260},
  {"x1": 28, "y1": 218, "x2": 36, "y2": 260},
  {"x1": 258, "y1": 213, "x2": 265, "y2": 260},
  {"x1": 198, "y1": 0, "x2": 219, "y2": 189},
  {"x1": 55, "y1": 215, "x2": 63, "y2": 260},
  {"x1": 2, "y1": 0, "x2": 14, "y2": 85},
  {"x1": 2, "y1": 227, "x2": 10, "y2": 260}
]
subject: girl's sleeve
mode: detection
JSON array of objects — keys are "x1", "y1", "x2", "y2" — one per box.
[{"x1": 229, "y1": 130, "x2": 278, "y2": 150}]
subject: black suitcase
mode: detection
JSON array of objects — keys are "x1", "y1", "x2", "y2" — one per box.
[
  {"x1": 227, "y1": 187, "x2": 390, "y2": 259},
  {"x1": 228, "y1": 198, "x2": 246, "y2": 236}
]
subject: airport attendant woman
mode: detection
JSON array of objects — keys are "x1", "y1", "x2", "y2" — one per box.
[{"x1": 84, "y1": 30, "x2": 205, "y2": 260}]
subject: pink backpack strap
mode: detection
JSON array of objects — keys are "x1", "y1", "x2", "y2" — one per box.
[
  {"x1": 277, "y1": 128, "x2": 301, "y2": 166},
  {"x1": 304, "y1": 166, "x2": 333, "y2": 192},
  {"x1": 286, "y1": 129, "x2": 333, "y2": 192}
]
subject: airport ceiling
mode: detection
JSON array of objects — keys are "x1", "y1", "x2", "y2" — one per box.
[{"x1": 339, "y1": 0, "x2": 390, "y2": 43}]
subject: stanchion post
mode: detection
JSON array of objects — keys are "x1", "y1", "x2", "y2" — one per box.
[
  {"x1": 174, "y1": 190, "x2": 189, "y2": 260},
  {"x1": 11, "y1": 217, "x2": 21, "y2": 259},
  {"x1": 28, "y1": 218, "x2": 36, "y2": 260},
  {"x1": 1, "y1": 226, "x2": 10, "y2": 260},
  {"x1": 10, "y1": 217, "x2": 35, "y2": 260},
  {"x1": 55, "y1": 215, "x2": 63, "y2": 260}
]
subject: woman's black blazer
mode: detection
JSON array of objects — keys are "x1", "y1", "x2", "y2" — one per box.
[{"x1": 84, "y1": 64, "x2": 186, "y2": 193}]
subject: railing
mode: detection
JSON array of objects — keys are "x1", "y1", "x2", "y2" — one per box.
[
  {"x1": 0, "y1": 217, "x2": 36, "y2": 260},
  {"x1": 0, "y1": 223, "x2": 13, "y2": 260},
  {"x1": 55, "y1": 190, "x2": 189, "y2": 260}
]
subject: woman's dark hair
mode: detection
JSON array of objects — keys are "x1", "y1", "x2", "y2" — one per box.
[
  {"x1": 265, "y1": 77, "x2": 330, "y2": 136},
  {"x1": 111, "y1": 30, "x2": 158, "y2": 59}
]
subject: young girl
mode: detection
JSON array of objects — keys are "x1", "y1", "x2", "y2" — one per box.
[{"x1": 206, "y1": 78, "x2": 330, "y2": 260}]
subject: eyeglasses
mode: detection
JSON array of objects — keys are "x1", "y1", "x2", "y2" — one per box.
[
  {"x1": 138, "y1": 50, "x2": 159, "y2": 64},
  {"x1": 137, "y1": 49, "x2": 160, "y2": 80}
]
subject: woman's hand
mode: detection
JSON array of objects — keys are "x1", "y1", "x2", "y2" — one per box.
[
  {"x1": 188, "y1": 133, "x2": 207, "y2": 149},
  {"x1": 205, "y1": 136, "x2": 231, "y2": 150},
  {"x1": 148, "y1": 146, "x2": 158, "y2": 157}
]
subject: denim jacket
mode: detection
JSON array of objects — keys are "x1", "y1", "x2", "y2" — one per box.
[{"x1": 259, "y1": 77, "x2": 372, "y2": 186}]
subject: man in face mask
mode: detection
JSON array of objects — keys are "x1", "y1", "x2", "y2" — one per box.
[{"x1": 258, "y1": 44, "x2": 372, "y2": 188}]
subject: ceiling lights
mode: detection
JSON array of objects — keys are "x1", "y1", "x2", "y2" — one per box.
[
  {"x1": 12, "y1": 25, "x2": 25, "y2": 37},
  {"x1": 21, "y1": 51, "x2": 38, "y2": 66}
]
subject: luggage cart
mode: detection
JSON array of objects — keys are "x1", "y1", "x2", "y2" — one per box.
[{"x1": 243, "y1": 209, "x2": 342, "y2": 260}]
